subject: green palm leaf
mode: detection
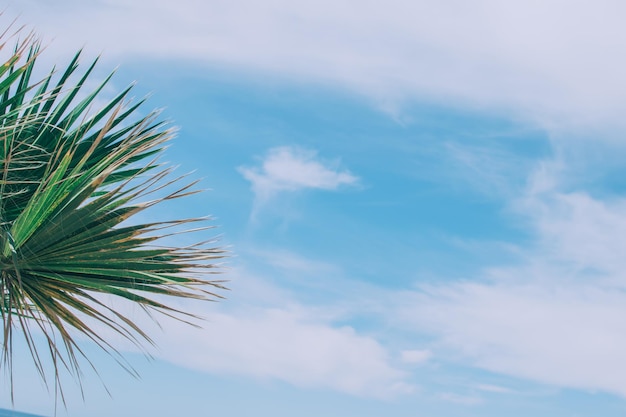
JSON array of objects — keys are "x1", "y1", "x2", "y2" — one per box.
[{"x1": 0, "y1": 27, "x2": 226, "y2": 398}]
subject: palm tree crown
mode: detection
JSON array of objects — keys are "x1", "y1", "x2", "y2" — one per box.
[{"x1": 0, "y1": 27, "x2": 226, "y2": 398}]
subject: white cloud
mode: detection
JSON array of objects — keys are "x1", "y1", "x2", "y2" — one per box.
[
  {"x1": 154, "y1": 307, "x2": 412, "y2": 398},
  {"x1": 400, "y1": 349, "x2": 432, "y2": 365},
  {"x1": 238, "y1": 146, "x2": 358, "y2": 207},
  {"x1": 404, "y1": 280, "x2": 626, "y2": 397},
  {"x1": 9, "y1": 0, "x2": 626, "y2": 132},
  {"x1": 527, "y1": 191, "x2": 626, "y2": 278}
]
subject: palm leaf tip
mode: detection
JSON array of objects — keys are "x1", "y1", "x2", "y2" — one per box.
[{"x1": 0, "y1": 26, "x2": 227, "y2": 396}]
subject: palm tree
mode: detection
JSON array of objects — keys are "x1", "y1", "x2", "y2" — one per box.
[{"x1": 0, "y1": 26, "x2": 225, "y2": 400}]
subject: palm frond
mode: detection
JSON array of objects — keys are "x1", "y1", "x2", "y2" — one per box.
[{"x1": 0, "y1": 26, "x2": 226, "y2": 399}]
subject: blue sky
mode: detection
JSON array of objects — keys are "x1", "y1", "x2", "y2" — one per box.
[{"x1": 5, "y1": 1, "x2": 626, "y2": 416}]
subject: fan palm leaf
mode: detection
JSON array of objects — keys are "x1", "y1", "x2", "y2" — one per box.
[{"x1": 0, "y1": 27, "x2": 226, "y2": 398}]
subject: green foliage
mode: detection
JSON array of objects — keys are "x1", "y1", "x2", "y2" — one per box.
[{"x1": 0, "y1": 27, "x2": 226, "y2": 398}]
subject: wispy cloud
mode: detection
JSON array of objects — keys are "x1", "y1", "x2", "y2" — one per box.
[
  {"x1": 404, "y1": 279, "x2": 626, "y2": 397},
  {"x1": 247, "y1": 247, "x2": 339, "y2": 275},
  {"x1": 157, "y1": 307, "x2": 412, "y2": 398},
  {"x1": 239, "y1": 146, "x2": 358, "y2": 209},
  {"x1": 393, "y1": 152, "x2": 626, "y2": 397},
  {"x1": 11, "y1": 1, "x2": 626, "y2": 131}
]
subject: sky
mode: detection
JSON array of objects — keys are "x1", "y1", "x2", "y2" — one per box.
[{"x1": 4, "y1": 1, "x2": 626, "y2": 416}]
